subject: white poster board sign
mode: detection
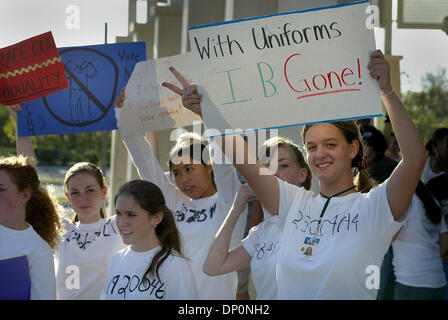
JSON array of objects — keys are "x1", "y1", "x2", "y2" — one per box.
[
  {"x1": 118, "y1": 53, "x2": 201, "y2": 137},
  {"x1": 188, "y1": 0, "x2": 381, "y2": 137}
]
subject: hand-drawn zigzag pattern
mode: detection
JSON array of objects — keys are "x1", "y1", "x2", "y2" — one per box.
[{"x1": 0, "y1": 56, "x2": 62, "y2": 80}]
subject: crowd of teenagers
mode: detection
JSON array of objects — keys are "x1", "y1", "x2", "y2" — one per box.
[{"x1": 1, "y1": 49, "x2": 448, "y2": 300}]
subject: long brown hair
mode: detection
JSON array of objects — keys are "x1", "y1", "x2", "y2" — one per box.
[
  {"x1": 64, "y1": 162, "x2": 107, "y2": 223},
  {"x1": 0, "y1": 155, "x2": 62, "y2": 251},
  {"x1": 260, "y1": 136, "x2": 312, "y2": 190},
  {"x1": 302, "y1": 121, "x2": 377, "y2": 193},
  {"x1": 115, "y1": 180, "x2": 182, "y2": 282}
]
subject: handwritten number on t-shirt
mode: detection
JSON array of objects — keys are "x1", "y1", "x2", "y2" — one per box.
[
  {"x1": 64, "y1": 218, "x2": 119, "y2": 250},
  {"x1": 106, "y1": 274, "x2": 165, "y2": 299},
  {"x1": 175, "y1": 202, "x2": 217, "y2": 224},
  {"x1": 256, "y1": 241, "x2": 280, "y2": 260},
  {"x1": 292, "y1": 211, "x2": 359, "y2": 237}
]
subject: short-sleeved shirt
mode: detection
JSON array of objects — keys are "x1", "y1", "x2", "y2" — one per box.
[
  {"x1": 273, "y1": 178, "x2": 401, "y2": 299},
  {"x1": 392, "y1": 194, "x2": 447, "y2": 288},
  {"x1": 242, "y1": 213, "x2": 280, "y2": 299},
  {"x1": 101, "y1": 246, "x2": 198, "y2": 300},
  {"x1": 56, "y1": 216, "x2": 126, "y2": 299}
]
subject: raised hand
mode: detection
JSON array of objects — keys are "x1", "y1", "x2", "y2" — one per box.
[
  {"x1": 115, "y1": 87, "x2": 126, "y2": 108},
  {"x1": 231, "y1": 184, "x2": 254, "y2": 214},
  {"x1": 161, "y1": 67, "x2": 203, "y2": 117},
  {"x1": 367, "y1": 50, "x2": 392, "y2": 95},
  {"x1": 8, "y1": 104, "x2": 22, "y2": 122}
]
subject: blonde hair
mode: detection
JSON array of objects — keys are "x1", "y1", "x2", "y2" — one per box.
[{"x1": 259, "y1": 136, "x2": 312, "y2": 190}]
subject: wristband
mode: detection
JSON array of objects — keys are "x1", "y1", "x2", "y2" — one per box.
[{"x1": 381, "y1": 88, "x2": 395, "y2": 97}]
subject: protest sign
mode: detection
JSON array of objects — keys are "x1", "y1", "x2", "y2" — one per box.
[
  {"x1": 17, "y1": 42, "x2": 146, "y2": 136},
  {"x1": 0, "y1": 31, "x2": 68, "y2": 105},
  {"x1": 188, "y1": 0, "x2": 382, "y2": 137},
  {"x1": 118, "y1": 52, "x2": 201, "y2": 137},
  {"x1": 0, "y1": 255, "x2": 31, "y2": 300}
]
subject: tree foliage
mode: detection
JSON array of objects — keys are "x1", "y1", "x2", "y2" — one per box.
[
  {"x1": 403, "y1": 68, "x2": 448, "y2": 145},
  {"x1": 0, "y1": 108, "x2": 111, "y2": 167}
]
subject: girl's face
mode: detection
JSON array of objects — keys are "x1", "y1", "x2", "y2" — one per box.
[
  {"x1": 304, "y1": 123, "x2": 358, "y2": 186},
  {"x1": 171, "y1": 160, "x2": 216, "y2": 199},
  {"x1": 65, "y1": 172, "x2": 107, "y2": 224},
  {"x1": 0, "y1": 170, "x2": 29, "y2": 218},
  {"x1": 272, "y1": 146, "x2": 307, "y2": 187},
  {"x1": 115, "y1": 193, "x2": 161, "y2": 252}
]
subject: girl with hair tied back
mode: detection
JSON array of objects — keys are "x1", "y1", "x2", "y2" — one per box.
[{"x1": 101, "y1": 180, "x2": 197, "y2": 300}]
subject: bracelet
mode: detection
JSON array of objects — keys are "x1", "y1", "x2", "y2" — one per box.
[{"x1": 381, "y1": 88, "x2": 395, "y2": 97}]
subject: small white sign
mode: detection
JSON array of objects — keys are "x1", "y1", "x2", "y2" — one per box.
[{"x1": 118, "y1": 53, "x2": 201, "y2": 137}]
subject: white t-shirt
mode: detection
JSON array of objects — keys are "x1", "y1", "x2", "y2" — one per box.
[
  {"x1": 0, "y1": 223, "x2": 56, "y2": 300},
  {"x1": 392, "y1": 194, "x2": 448, "y2": 288},
  {"x1": 121, "y1": 134, "x2": 245, "y2": 299},
  {"x1": 56, "y1": 216, "x2": 126, "y2": 300},
  {"x1": 421, "y1": 157, "x2": 444, "y2": 184},
  {"x1": 242, "y1": 211, "x2": 280, "y2": 300},
  {"x1": 101, "y1": 246, "x2": 198, "y2": 300},
  {"x1": 273, "y1": 178, "x2": 402, "y2": 300}
]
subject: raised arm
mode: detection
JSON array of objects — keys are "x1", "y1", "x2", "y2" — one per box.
[
  {"x1": 368, "y1": 50, "x2": 426, "y2": 221},
  {"x1": 162, "y1": 68, "x2": 280, "y2": 214},
  {"x1": 203, "y1": 184, "x2": 253, "y2": 276},
  {"x1": 8, "y1": 104, "x2": 37, "y2": 170}
]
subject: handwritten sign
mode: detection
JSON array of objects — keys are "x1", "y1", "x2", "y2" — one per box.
[
  {"x1": 17, "y1": 42, "x2": 146, "y2": 136},
  {"x1": 0, "y1": 32, "x2": 68, "y2": 105},
  {"x1": 118, "y1": 52, "x2": 201, "y2": 137},
  {"x1": 188, "y1": 1, "x2": 381, "y2": 137}
]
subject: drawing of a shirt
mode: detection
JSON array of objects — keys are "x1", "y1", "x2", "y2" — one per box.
[{"x1": 65, "y1": 60, "x2": 98, "y2": 123}]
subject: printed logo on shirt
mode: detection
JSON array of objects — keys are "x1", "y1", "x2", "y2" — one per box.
[
  {"x1": 105, "y1": 273, "x2": 165, "y2": 299},
  {"x1": 292, "y1": 210, "x2": 359, "y2": 237},
  {"x1": 64, "y1": 218, "x2": 118, "y2": 250},
  {"x1": 255, "y1": 240, "x2": 280, "y2": 261},
  {"x1": 175, "y1": 202, "x2": 217, "y2": 224}
]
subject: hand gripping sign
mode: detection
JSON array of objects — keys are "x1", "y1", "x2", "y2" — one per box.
[{"x1": 0, "y1": 32, "x2": 68, "y2": 105}]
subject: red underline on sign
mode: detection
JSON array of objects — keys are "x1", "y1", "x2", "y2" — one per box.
[{"x1": 297, "y1": 88, "x2": 361, "y2": 100}]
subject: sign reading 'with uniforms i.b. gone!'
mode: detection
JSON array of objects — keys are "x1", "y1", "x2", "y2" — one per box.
[{"x1": 188, "y1": 0, "x2": 381, "y2": 137}]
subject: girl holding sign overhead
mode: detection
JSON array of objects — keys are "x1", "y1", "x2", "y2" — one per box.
[
  {"x1": 9, "y1": 105, "x2": 126, "y2": 300},
  {"x1": 114, "y1": 91, "x2": 246, "y2": 299},
  {"x1": 163, "y1": 49, "x2": 426, "y2": 299}
]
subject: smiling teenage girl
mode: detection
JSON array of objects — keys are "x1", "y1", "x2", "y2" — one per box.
[{"x1": 165, "y1": 49, "x2": 426, "y2": 299}]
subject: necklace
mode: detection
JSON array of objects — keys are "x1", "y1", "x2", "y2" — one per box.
[{"x1": 314, "y1": 185, "x2": 357, "y2": 239}]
